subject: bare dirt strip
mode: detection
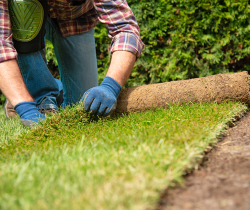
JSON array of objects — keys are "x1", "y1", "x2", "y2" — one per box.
[{"x1": 157, "y1": 112, "x2": 250, "y2": 210}]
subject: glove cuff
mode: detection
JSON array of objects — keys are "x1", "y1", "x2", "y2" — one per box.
[
  {"x1": 14, "y1": 101, "x2": 37, "y2": 117},
  {"x1": 101, "y1": 76, "x2": 122, "y2": 98}
]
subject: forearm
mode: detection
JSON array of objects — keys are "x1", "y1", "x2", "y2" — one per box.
[
  {"x1": 0, "y1": 59, "x2": 34, "y2": 106},
  {"x1": 106, "y1": 51, "x2": 136, "y2": 87}
]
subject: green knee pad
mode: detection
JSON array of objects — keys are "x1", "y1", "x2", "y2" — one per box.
[{"x1": 8, "y1": 0, "x2": 48, "y2": 53}]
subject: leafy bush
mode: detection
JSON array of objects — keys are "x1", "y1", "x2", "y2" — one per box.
[
  {"x1": 0, "y1": 92, "x2": 5, "y2": 105},
  {"x1": 45, "y1": 40, "x2": 58, "y2": 68},
  {"x1": 47, "y1": 0, "x2": 250, "y2": 87}
]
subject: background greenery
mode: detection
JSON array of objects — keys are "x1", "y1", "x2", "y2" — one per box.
[
  {"x1": 1, "y1": 0, "x2": 250, "y2": 105},
  {"x1": 47, "y1": 0, "x2": 250, "y2": 87}
]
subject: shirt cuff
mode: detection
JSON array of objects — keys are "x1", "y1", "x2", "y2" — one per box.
[
  {"x1": 110, "y1": 32, "x2": 145, "y2": 59},
  {"x1": 0, "y1": 39, "x2": 17, "y2": 63}
]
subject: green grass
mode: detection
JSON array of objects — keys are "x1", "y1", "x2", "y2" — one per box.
[
  {"x1": 0, "y1": 107, "x2": 28, "y2": 149},
  {"x1": 0, "y1": 102, "x2": 247, "y2": 210}
]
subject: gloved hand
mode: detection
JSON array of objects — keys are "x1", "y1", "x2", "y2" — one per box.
[
  {"x1": 82, "y1": 76, "x2": 122, "y2": 117},
  {"x1": 14, "y1": 101, "x2": 46, "y2": 127}
]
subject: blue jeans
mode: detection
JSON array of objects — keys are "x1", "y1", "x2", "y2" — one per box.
[{"x1": 17, "y1": 16, "x2": 98, "y2": 109}]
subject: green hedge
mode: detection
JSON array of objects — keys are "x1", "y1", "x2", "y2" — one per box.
[
  {"x1": 49, "y1": 0, "x2": 250, "y2": 87},
  {"x1": 1, "y1": 0, "x2": 249, "y2": 105}
]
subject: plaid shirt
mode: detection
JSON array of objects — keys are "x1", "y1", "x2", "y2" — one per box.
[{"x1": 0, "y1": 0, "x2": 144, "y2": 63}]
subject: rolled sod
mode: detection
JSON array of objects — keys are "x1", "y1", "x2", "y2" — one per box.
[{"x1": 116, "y1": 71, "x2": 250, "y2": 114}]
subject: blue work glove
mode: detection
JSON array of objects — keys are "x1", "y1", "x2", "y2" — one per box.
[
  {"x1": 82, "y1": 76, "x2": 122, "y2": 117},
  {"x1": 14, "y1": 102, "x2": 46, "y2": 127}
]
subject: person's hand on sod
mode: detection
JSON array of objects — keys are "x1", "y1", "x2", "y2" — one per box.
[
  {"x1": 0, "y1": 60, "x2": 46, "y2": 127},
  {"x1": 14, "y1": 102, "x2": 46, "y2": 127},
  {"x1": 82, "y1": 51, "x2": 136, "y2": 117},
  {"x1": 83, "y1": 76, "x2": 122, "y2": 117}
]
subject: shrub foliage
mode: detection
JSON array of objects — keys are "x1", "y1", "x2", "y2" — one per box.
[
  {"x1": 47, "y1": 0, "x2": 250, "y2": 87},
  {"x1": 2, "y1": 1, "x2": 249, "y2": 104}
]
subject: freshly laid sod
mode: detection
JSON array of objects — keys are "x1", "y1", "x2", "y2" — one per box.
[
  {"x1": 0, "y1": 102, "x2": 247, "y2": 210},
  {"x1": 0, "y1": 107, "x2": 28, "y2": 149}
]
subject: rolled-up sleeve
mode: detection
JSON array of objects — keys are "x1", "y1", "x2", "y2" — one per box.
[
  {"x1": 93, "y1": 0, "x2": 144, "y2": 58},
  {"x1": 0, "y1": 0, "x2": 17, "y2": 63}
]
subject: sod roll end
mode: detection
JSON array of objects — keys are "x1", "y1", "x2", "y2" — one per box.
[{"x1": 116, "y1": 71, "x2": 250, "y2": 114}]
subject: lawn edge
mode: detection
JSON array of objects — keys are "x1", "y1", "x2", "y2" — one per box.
[{"x1": 155, "y1": 105, "x2": 248, "y2": 210}]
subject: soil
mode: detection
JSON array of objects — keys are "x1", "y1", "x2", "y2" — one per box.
[
  {"x1": 157, "y1": 112, "x2": 250, "y2": 210},
  {"x1": 116, "y1": 72, "x2": 250, "y2": 114}
]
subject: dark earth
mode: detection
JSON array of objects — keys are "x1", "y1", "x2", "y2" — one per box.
[{"x1": 157, "y1": 111, "x2": 250, "y2": 210}]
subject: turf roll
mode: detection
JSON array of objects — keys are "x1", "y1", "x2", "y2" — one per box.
[{"x1": 115, "y1": 71, "x2": 250, "y2": 114}]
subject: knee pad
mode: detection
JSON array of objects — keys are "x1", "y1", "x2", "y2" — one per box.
[{"x1": 8, "y1": 0, "x2": 48, "y2": 53}]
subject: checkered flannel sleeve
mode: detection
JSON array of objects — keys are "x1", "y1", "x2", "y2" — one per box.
[
  {"x1": 0, "y1": 0, "x2": 17, "y2": 63},
  {"x1": 94, "y1": 0, "x2": 144, "y2": 58}
]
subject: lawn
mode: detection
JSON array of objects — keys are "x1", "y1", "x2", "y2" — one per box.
[{"x1": 0, "y1": 102, "x2": 247, "y2": 210}]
